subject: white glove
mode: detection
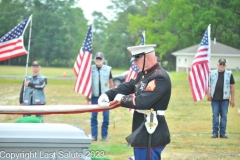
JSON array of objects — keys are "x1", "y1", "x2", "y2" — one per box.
[
  {"x1": 98, "y1": 94, "x2": 110, "y2": 107},
  {"x1": 114, "y1": 94, "x2": 125, "y2": 102}
]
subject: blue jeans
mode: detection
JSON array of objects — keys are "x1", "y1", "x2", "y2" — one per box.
[
  {"x1": 91, "y1": 97, "x2": 109, "y2": 138},
  {"x1": 211, "y1": 100, "x2": 229, "y2": 136},
  {"x1": 134, "y1": 147, "x2": 165, "y2": 160},
  {"x1": 23, "y1": 104, "x2": 43, "y2": 118}
]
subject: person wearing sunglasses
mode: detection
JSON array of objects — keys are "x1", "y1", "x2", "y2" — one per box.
[
  {"x1": 207, "y1": 58, "x2": 235, "y2": 139},
  {"x1": 87, "y1": 52, "x2": 114, "y2": 142},
  {"x1": 19, "y1": 61, "x2": 47, "y2": 119},
  {"x1": 98, "y1": 44, "x2": 171, "y2": 160}
]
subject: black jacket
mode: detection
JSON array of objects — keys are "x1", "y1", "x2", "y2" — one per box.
[{"x1": 105, "y1": 63, "x2": 171, "y2": 147}]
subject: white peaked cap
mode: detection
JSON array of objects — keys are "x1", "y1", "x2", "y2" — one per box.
[{"x1": 127, "y1": 44, "x2": 156, "y2": 56}]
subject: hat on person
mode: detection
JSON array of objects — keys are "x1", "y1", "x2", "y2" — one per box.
[
  {"x1": 95, "y1": 52, "x2": 104, "y2": 59},
  {"x1": 127, "y1": 44, "x2": 156, "y2": 56},
  {"x1": 218, "y1": 58, "x2": 226, "y2": 64},
  {"x1": 32, "y1": 61, "x2": 40, "y2": 66}
]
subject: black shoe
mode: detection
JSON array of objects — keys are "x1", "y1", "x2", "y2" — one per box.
[
  {"x1": 220, "y1": 135, "x2": 228, "y2": 138},
  {"x1": 92, "y1": 137, "x2": 97, "y2": 141},
  {"x1": 102, "y1": 137, "x2": 108, "y2": 142},
  {"x1": 211, "y1": 134, "x2": 218, "y2": 138}
]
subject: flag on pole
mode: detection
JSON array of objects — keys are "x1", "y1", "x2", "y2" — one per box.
[
  {"x1": 126, "y1": 31, "x2": 145, "y2": 114},
  {"x1": 0, "y1": 16, "x2": 31, "y2": 61},
  {"x1": 139, "y1": 31, "x2": 145, "y2": 46},
  {"x1": 125, "y1": 62, "x2": 140, "y2": 82},
  {"x1": 125, "y1": 31, "x2": 145, "y2": 82},
  {"x1": 188, "y1": 25, "x2": 211, "y2": 102},
  {"x1": 74, "y1": 26, "x2": 93, "y2": 98}
]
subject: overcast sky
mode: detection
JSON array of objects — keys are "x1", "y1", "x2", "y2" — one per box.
[{"x1": 76, "y1": 0, "x2": 113, "y2": 23}]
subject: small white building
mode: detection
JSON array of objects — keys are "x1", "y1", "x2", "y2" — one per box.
[{"x1": 172, "y1": 41, "x2": 240, "y2": 72}]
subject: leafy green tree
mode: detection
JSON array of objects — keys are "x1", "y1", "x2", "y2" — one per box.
[
  {"x1": 28, "y1": 0, "x2": 87, "y2": 67},
  {"x1": 1, "y1": 0, "x2": 239, "y2": 70},
  {"x1": 92, "y1": 11, "x2": 109, "y2": 54},
  {"x1": 92, "y1": 0, "x2": 159, "y2": 68},
  {"x1": 128, "y1": 0, "x2": 194, "y2": 56},
  {"x1": 128, "y1": 0, "x2": 240, "y2": 70},
  {"x1": 0, "y1": 0, "x2": 88, "y2": 67}
]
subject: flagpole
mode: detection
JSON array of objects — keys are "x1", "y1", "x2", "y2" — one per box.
[
  {"x1": 143, "y1": 31, "x2": 145, "y2": 44},
  {"x1": 206, "y1": 24, "x2": 211, "y2": 97},
  {"x1": 24, "y1": 15, "x2": 33, "y2": 78},
  {"x1": 23, "y1": 15, "x2": 33, "y2": 95},
  {"x1": 89, "y1": 24, "x2": 93, "y2": 101},
  {"x1": 91, "y1": 24, "x2": 93, "y2": 55},
  {"x1": 208, "y1": 24, "x2": 211, "y2": 69}
]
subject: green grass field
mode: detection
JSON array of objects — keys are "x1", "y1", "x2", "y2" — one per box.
[{"x1": 0, "y1": 66, "x2": 240, "y2": 160}]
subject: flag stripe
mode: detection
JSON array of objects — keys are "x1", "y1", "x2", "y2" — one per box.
[
  {"x1": 193, "y1": 67, "x2": 200, "y2": 100},
  {"x1": 74, "y1": 26, "x2": 92, "y2": 98},
  {"x1": 0, "y1": 39, "x2": 23, "y2": 50},
  {"x1": 0, "y1": 52, "x2": 26, "y2": 61},
  {"x1": 125, "y1": 67, "x2": 138, "y2": 82},
  {"x1": 76, "y1": 52, "x2": 91, "y2": 94},
  {"x1": 0, "y1": 17, "x2": 31, "y2": 61},
  {"x1": 126, "y1": 31, "x2": 144, "y2": 113},
  {"x1": 125, "y1": 31, "x2": 144, "y2": 82},
  {"x1": 188, "y1": 26, "x2": 210, "y2": 102},
  {"x1": 0, "y1": 45, "x2": 24, "y2": 55},
  {"x1": 196, "y1": 64, "x2": 205, "y2": 98},
  {"x1": 0, "y1": 39, "x2": 26, "y2": 60},
  {"x1": 197, "y1": 48, "x2": 208, "y2": 53},
  {"x1": 189, "y1": 57, "x2": 209, "y2": 101}
]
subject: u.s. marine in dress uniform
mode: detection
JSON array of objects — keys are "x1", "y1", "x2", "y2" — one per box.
[{"x1": 98, "y1": 44, "x2": 171, "y2": 160}]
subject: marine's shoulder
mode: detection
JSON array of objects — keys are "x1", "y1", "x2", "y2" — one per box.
[{"x1": 153, "y1": 67, "x2": 169, "y2": 78}]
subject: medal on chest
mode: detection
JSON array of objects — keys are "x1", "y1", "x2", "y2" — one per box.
[{"x1": 139, "y1": 81, "x2": 146, "y2": 91}]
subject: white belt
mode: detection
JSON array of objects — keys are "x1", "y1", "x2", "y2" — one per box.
[
  {"x1": 136, "y1": 110, "x2": 165, "y2": 115},
  {"x1": 136, "y1": 109, "x2": 165, "y2": 134},
  {"x1": 156, "y1": 110, "x2": 165, "y2": 115}
]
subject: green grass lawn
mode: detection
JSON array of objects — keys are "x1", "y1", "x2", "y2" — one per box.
[
  {"x1": 0, "y1": 65, "x2": 126, "y2": 77},
  {"x1": 0, "y1": 66, "x2": 240, "y2": 160}
]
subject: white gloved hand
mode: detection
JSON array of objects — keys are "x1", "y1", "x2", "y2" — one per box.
[
  {"x1": 114, "y1": 94, "x2": 125, "y2": 102},
  {"x1": 98, "y1": 93, "x2": 110, "y2": 107}
]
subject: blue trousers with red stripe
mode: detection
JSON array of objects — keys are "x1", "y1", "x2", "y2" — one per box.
[{"x1": 133, "y1": 147, "x2": 165, "y2": 160}]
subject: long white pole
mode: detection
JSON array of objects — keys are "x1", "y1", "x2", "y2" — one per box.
[
  {"x1": 208, "y1": 24, "x2": 211, "y2": 69},
  {"x1": 143, "y1": 31, "x2": 145, "y2": 45},
  {"x1": 207, "y1": 24, "x2": 211, "y2": 97},
  {"x1": 24, "y1": 15, "x2": 33, "y2": 78},
  {"x1": 23, "y1": 15, "x2": 33, "y2": 95}
]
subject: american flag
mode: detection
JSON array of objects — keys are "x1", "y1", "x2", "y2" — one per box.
[
  {"x1": 125, "y1": 62, "x2": 140, "y2": 82},
  {"x1": 0, "y1": 16, "x2": 31, "y2": 61},
  {"x1": 188, "y1": 25, "x2": 211, "y2": 102},
  {"x1": 139, "y1": 31, "x2": 145, "y2": 46},
  {"x1": 74, "y1": 26, "x2": 93, "y2": 98},
  {"x1": 125, "y1": 31, "x2": 144, "y2": 82}
]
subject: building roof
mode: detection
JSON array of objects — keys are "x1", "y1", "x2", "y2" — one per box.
[{"x1": 172, "y1": 41, "x2": 240, "y2": 57}]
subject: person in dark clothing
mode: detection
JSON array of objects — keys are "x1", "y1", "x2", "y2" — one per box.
[
  {"x1": 19, "y1": 61, "x2": 47, "y2": 118},
  {"x1": 98, "y1": 44, "x2": 171, "y2": 160},
  {"x1": 207, "y1": 58, "x2": 235, "y2": 138}
]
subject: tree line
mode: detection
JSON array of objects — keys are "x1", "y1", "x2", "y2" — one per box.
[{"x1": 0, "y1": 0, "x2": 239, "y2": 70}]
